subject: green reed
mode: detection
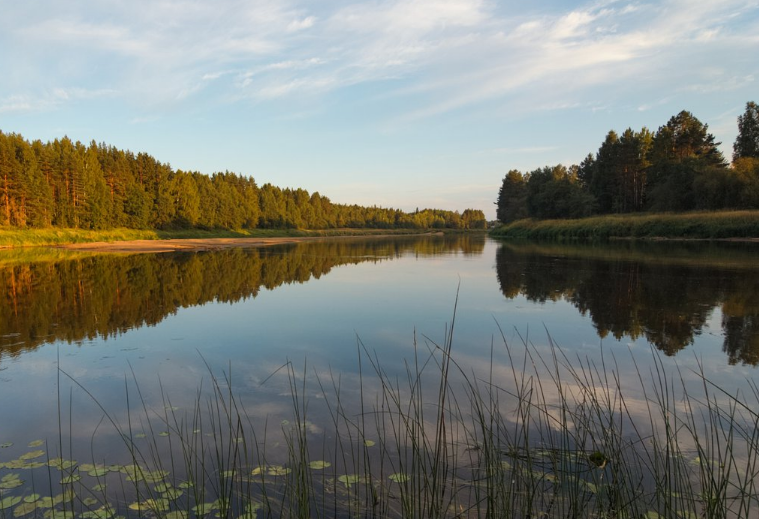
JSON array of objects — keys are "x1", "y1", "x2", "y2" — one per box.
[
  {"x1": 7, "y1": 322, "x2": 758, "y2": 519},
  {"x1": 491, "y1": 210, "x2": 759, "y2": 240}
]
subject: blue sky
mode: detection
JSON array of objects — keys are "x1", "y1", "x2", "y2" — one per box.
[{"x1": 1, "y1": 0, "x2": 757, "y2": 218}]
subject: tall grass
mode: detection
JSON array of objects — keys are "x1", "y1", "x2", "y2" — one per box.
[
  {"x1": 491, "y1": 210, "x2": 759, "y2": 240},
  {"x1": 14, "y1": 327, "x2": 759, "y2": 518}
]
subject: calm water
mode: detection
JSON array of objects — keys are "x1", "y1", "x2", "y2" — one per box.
[{"x1": 0, "y1": 235, "x2": 758, "y2": 512}]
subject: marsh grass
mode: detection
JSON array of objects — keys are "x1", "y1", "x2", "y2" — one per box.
[
  {"x1": 491, "y1": 210, "x2": 759, "y2": 240},
  {"x1": 5, "y1": 324, "x2": 759, "y2": 518}
]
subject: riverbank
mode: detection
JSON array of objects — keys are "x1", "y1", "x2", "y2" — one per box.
[
  {"x1": 490, "y1": 210, "x2": 759, "y2": 240},
  {"x1": 0, "y1": 227, "x2": 439, "y2": 251}
]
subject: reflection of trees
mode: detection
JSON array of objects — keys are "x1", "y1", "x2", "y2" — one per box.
[
  {"x1": 495, "y1": 242, "x2": 759, "y2": 365},
  {"x1": 0, "y1": 236, "x2": 484, "y2": 359}
]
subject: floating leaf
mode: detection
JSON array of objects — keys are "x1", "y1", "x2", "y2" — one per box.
[
  {"x1": 0, "y1": 473, "x2": 24, "y2": 490},
  {"x1": 142, "y1": 470, "x2": 169, "y2": 483},
  {"x1": 19, "y1": 450, "x2": 45, "y2": 461},
  {"x1": 43, "y1": 510, "x2": 75, "y2": 519},
  {"x1": 1, "y1": 442, "x2": 12, "y2": 448},
  {"x1": 165, "y1": 512, "x2": 188, "y2": 519},
  {"x1": 60, "y1": 474, "x2": 80, "y2": 484},
  {"x1": 280, "y1": 420, "x2": 289, "y2": 426},
  {"x1": 13, "y1": 501, "x2": 38, "y2": 517},
  {"x1": 48, "y1": 458, "x2": 77, "y2": 470},
  {"x1": 363, "y1": 440, "x2": 375, "y2": 447},
  {"x1": 128, "y1": 499, "x2": 169, "y2": 512},
  {"x1": 337, "y1": 474, "x2": 361, "y2": 487},
  {"x1": 308, "y1": 461, "x2": 331, "y2": 470},
  {"x1": 164, "y1": 488, "x2": 183, "y2": 499},
  {"x1": 134, "y1": 433, "x2": 146, "y2": 439},
  {"x1": 23, "y1": 495, "x2": 40, "y2": 504},
  {"x1": 1, "y1": 496, "x2": 22, "y2": 510},
  {"x1": 80, "y1": 506, "x2": 115, "y2": 519},
  {"x1": 158, "y1": 431, "x2": 170, "y2": 437},
  {"x1": 92, "y1": 484, "x2": 107, "y2": 492},
  {"x1": 267, "y1": 466, "x2": 290, "y2": 477},
  {"x1": 220, "y1": 470, "x2": 236, "y2": 479},
  {"x1": 177, "y1": 480, "x2": 194, "y2": 489},
  {"x1": 87, "y1": 466, "x2": 109, "y2": 477},
  {"x1": 27, "y1": 440, "x2": 44, "y2": 448},
  {"x1": 389, "y1": 473, "x2": 409, "y2": 483},
  {"x1": 82, "y1": 498, "x2": 99, "y2": 507},
  {"x1": 191, "y1": 502, "x2": 216, "y2": 515}
]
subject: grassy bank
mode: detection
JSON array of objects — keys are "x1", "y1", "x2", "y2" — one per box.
[
  {"x1": 0, "y1": 227, "x2": 434, "y2": 249},
  {"x1": 3, "y1": 328, "x2": 756, "y2": 518},
  {"x1": 490, "y1": 210, "x2": 759, "y2": 240}
]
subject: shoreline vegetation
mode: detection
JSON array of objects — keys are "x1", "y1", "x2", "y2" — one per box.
[{"x1": 490, "y1": 210, "x2": 759, "y2": 241}]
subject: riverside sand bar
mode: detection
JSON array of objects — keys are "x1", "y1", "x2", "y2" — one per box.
[{"x1": 55, "y1": 235, "x2": 427, "y2": 253}]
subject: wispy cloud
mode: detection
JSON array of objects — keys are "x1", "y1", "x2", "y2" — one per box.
[{"x1": 2, "y1": 0, "x2": 756, "y2": 124}]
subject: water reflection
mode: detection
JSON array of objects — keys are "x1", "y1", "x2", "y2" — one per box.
[
  {"x1": 0, "y1": 235, "x2": 485, "y2": 359},
  {"x1": 495, "y1": 241, "x2": 759, "y2": 365}
]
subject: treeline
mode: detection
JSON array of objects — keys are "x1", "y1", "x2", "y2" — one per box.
[
  {"x1": 0, "y1": 236, "x2": 485, "y2": 358},
  {"x1": 0, "y1": 131, "x2": 487, "y2": 231},
  {"x1": 496, "y1": 101, "x2": 759, "y2": 222}
]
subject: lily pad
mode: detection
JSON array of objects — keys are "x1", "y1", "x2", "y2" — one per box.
[
  {"x1": 82, "y1": 498, "x2": 99, "y2": 507},
  {"x1": 87, "y1": 466, "x2": 109, "y2": 477},
  {"x1": 267, "y1": 465, "x2": 290, "y2": 476},
  {"x1": 128, "y1": 499, "x2": 169, "y2": 512},
  {"x1": 363, "y1": 440, "x2": 375, "y2": 447},
  {"x1": 80, "y1": 506, "x2": 115, "y2": 519},
  {"x1": 337, "y1": 474, "x2": 361, "y2": 487},
  {"x1": 13, "y1": 501, "x2": 38, "y2": 517},
  {"x1": 308, "y1": 460, "x2": 331, "y2": 470},
  {"x1": 92, "y1": 484, "x2": 107, "y2": 492},
  {"x1": 60, "y1": 474, "x2": 81, "y2": 484},
  {"x1": 388, "y1": 473, "x2": 409, "y2": 483},
  {"x1": 191, "y1": 502, "x2": 217, "y2": 515},
  {"x1": 19, "y1": 450, "x2": 45, "y2": 461},
  {"x1": 43, "y1": 510, "x2": 75, "y2": 519},
  {"x1": 1, "y1": 442, "x2": 13, "y2": 448},
  {"x1": 0, "y1": 473, "x2": 24, "y2": 490},
  {"x1": 23, "y1": 495, "x2": 40, "y2": 504},
  {"x1": 165, "y1": 512, "x2": 188, "y2": 519},
  {"x1": 158, "y1": 431, "x2": 170, "y2": 437},
  {"x1": 27, "y1": 440, "x2": 44, "y2": 448},
  {"x1": 1, "y1": 496, "x2": 23, "y2": 510},
  {"x1": 163, "y1": 488, "x2": 183, "y2": 499}
]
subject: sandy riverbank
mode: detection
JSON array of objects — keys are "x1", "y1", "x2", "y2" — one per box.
[{"x1": 57, "y1": 236, "x2": 333, "y2": 253}]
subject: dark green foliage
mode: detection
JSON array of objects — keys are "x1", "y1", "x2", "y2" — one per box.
[
  {"x1": 734, "y1": 101, "x2": 759, "y2": 160},
  {"x1": 499, "y1": 104, "x2": 759, "y2": 222},
  {"x1": 0, "y1": 130, "x2": 481, "y2": 231},
  {"x1": 526, "y1": 165, "x2": 594, "y2": 219},
  {"x1": 496, "y1": 169, "x2": 528, "y2": 223}
]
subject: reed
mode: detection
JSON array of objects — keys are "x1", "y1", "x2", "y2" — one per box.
[
  {"x1": 10, "y1": 323, "x2": 758, "y2": 519},
  {"x1": 491, "y1": 210, "x2": 759, "y2": 240}
]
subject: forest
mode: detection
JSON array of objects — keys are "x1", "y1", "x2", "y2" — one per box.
[
  {"x1": 496, "y1": 101, "x2": 759, "y2": 222},
  {"x1": 0, "y1": 132, "x2": 487, "y2": 231}
]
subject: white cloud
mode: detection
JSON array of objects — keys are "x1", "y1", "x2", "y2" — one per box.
[{"x1": 287, "y1": 16, "x2": 316, "y2": 32}]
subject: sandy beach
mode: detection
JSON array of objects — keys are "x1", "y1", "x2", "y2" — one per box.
[{"x1": 57, "y1": 236, "x2": 329, "y2": 253}]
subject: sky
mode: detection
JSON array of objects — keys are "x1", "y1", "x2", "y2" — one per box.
[{"x1": 1, "y1": 0, "x2": 757, "y2": 218}]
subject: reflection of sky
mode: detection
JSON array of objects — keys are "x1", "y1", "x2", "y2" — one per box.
[{"x1": 1, "y1": 239, "x2": 757, "y2": 468}]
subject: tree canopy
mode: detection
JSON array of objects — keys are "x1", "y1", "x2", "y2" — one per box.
[
  {"x1": 496, "y1": 103, "x2": 759, "y2": 223},
  {"x1": 0, "y1": 132, "x2": 487, "y2": 231}
]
